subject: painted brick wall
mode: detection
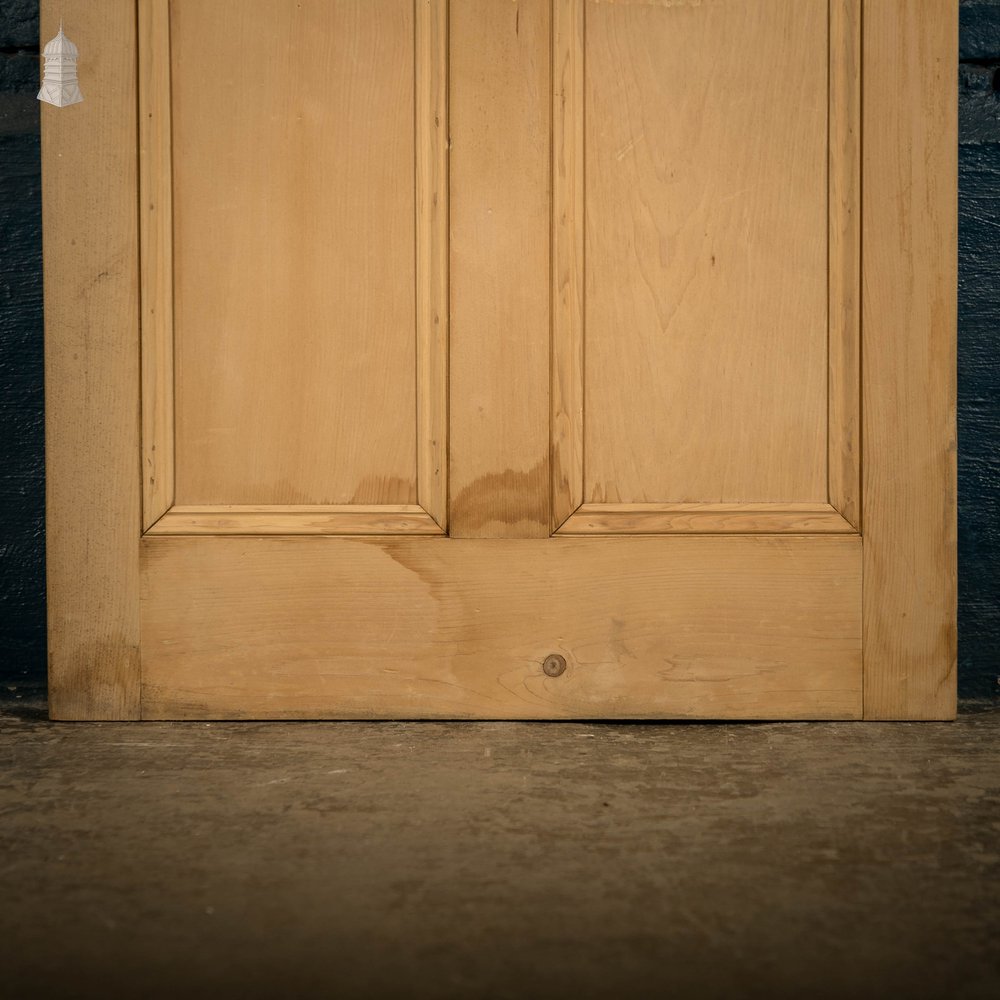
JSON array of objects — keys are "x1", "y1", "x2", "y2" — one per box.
[{"x1": 1, "y1": 3, "x2": 998, "y2": 699}]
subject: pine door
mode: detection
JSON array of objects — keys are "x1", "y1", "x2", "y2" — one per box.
[{"x1": 42, "y1": 0, "x2": 956, "y2": 720}]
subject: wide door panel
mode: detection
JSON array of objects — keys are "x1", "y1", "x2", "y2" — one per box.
[{"x1": 141, "y1": 534, "x2": 862, "y2": 720}]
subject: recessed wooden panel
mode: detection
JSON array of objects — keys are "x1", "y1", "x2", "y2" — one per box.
[
  {"x1": 140, "y1": 0, "x2": 451, "y2": 513},
  {"x1": 171, "y1": 0, "x2": 414, "y2": 506},
  {"x1": 140, "y1": 534, "x2": 862, "y2": 720},
  {"x1": 580, "y1": 0, "x2": 829, "y2": 505}
]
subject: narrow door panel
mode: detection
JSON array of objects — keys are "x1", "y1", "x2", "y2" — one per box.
[
  {"x1": 139, "y1": 0, "x2": 448, "y2": 531},
  {"x1": 553, "y1": 0, "x2": 860, "y2": 533}
]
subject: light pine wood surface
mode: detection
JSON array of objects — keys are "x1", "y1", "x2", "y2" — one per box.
[
  {"x1": 169, "y1": 0, "x2": 419, "y2": 507},
  {"x1": 138, "y1": 0, "x2": 174, "y2": 529},
  {"x1": 582, "y1": 0, "x2": 828, "y2": 504},
  {"x1": 828, "y1": 0, "x2": 862, "y2": 528},
  {"x1": 147, "y1": 506, "x2": 443, "y2": 536},
  {"x1": 43, "y1": 0, "x2": 955, "y2": 721},
  {"x1": 862, "y1": 0, "x2": 957, "y2": 719},
  {"x1": 415, "y1": 0, "x2": 450, "y2": 529},
  {"x1": 551, "y1": 0, "x2": 586, "y2": 531},
  {"x1": 42, "y1": 0, "x2": 141, "y2": 719},
  {"x1": 558, "y1": 503, "x2": 855, "y2": 535},
  {"x1": 140, "y1": 535, "x2": 862, "y2": 720},
  {"x1": 449, "y1": 0, "x2": 552, "y2": 537}
]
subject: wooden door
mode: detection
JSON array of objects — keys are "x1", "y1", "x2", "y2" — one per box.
[{"x1": 42, "y1": 0, "x2": 956, "y2": 721}]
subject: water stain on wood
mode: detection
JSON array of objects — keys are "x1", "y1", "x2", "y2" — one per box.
[{"x1": 450, "y1": 458, "x2": 550, "y2": 537}]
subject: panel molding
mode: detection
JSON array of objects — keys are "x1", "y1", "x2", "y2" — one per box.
[
  {"x1": 550, "y1": 0, "x2": 862, "y2": 536},
  {"x1": 551, "y1": 0, "x2": 585, "y2": 531},
  {"x1": 415, "y1": 0, "x2": 450, "y2": 529},
  {"x1": 557, "y1": 503, "x2": 856, "y2": 535},
  {"x1": 146, "y1": 505, "x2": 444, "y2": 536},
  {"x1": 138, "y1": 0, "x2": 448, "y2": 534},
  {"x1": 828, "y1": 0, "x2": 862, "y2": 528},
  {"x1": 138, "y1": 0, "x2": 173, "y2": 529}
]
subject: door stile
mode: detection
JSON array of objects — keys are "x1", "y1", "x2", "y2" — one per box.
[
  {"x1": 43, "y1": 0, "x2": 142, "y2": 719},
  {"x1": 861, "y1": 0, "x2": 957, "y2": 719}
]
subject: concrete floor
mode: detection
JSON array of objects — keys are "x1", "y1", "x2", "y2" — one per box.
[{"x1": 1, "y1": 695, "x2": 998, "y2": 1000}]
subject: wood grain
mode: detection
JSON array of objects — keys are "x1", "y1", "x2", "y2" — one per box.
[
  {"x1": 42, "y1": 0, "x2": 141, "y2": 719},
  {"x1": 552, "y1": 0, "x2": 585, "y2": 530},
  {"x1": 449, "y1": 0, "x2": 551, "y2": 537},
  {"x1": 583, "y1": 0, "x2": 828, "y2": 504},
  {"x1": 147, "y1": 505, "x2": 443, "y2": 536},
  {"x1": 170, "y1": 0, "x2": 418, "y2": 506},
  {"x1": 138, "y1": 0, "x2": 174, "y2": 529},
  {"x1": 558, "y1": 503, "x2": 855, "y2": 535},
  {"x1": 829, "y1": 0, "x2": 862, "y2": 527},
  {"x1": 140, "y1": 535, "x2": 862, "y2": 720},
  {"x1": 415, "y1": 0, "x2": 449, "y2": 530},
  {"x1": 862, "y1": 0, "x2": 957, "y2": 719}
]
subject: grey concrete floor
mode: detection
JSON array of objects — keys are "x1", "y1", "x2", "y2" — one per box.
[{"x1": 1, "y1": 695, "x2": 998, "y2": 1000}]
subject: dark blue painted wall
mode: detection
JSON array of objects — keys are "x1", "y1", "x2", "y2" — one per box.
[
  {"x1": 1, "y1": 3, "x2": 998, "y2": 700},
  {"x1": 0, "y1": 0, "x2": 43, "y2": 698},
  {"x1": 959, "y1": 1, "x2": 1000, "y2": 700}
]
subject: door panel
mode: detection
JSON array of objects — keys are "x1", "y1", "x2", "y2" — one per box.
[
  {"x1": 139, "y1": 0, "x2": 448, "y2": 530},
  {"x1": 553, "y1": 0, "x2": 860, "y2": 531},
  {"x1": 584, "y1": 0, "x2": 828, "y2": 504},
  {"x1": 140, "y1": 534, "x2": 862, "y2": 720}
]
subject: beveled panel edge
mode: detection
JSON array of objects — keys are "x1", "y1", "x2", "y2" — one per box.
[
  {"x1": 828, "y1": 0, "x2": 862, "y2": 529},
  {"x1": 551, "y1": 0, "x2": 585, "y2": 532},
  {"x1": 144, "y1": 504, "x2": 445, "y2": 536},
  {"x1": 556, "y1": 503, "x2": 857, "y2": 535},
  {"x1": 415, "y1": 0, "x2": 450, "y2": 530},
  {"x1": 138, "y1": 0, "x2": 174, "y2": 530}
]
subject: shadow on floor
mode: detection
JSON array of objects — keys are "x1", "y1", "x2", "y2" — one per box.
[{"x1": 1, "y1": 694, "x2": 997, "y2": 999}]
